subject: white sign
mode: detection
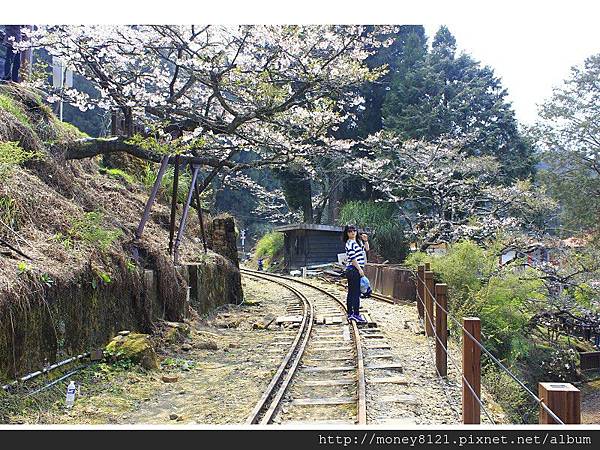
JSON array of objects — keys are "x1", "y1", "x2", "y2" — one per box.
[{"x1": 52, "y1": 56, "x2": 73, "y2": 89}]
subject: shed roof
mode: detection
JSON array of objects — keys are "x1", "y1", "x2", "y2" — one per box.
[{"x1": 274, "y1": 223, "x2": 343, "y2": 233}]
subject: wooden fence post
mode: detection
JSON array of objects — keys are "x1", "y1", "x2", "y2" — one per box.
[
  {"x1": 416, "y1": 265, "x2": 425, "y2": 320},
  {"x1": 435, "y1": 283, "x2": 448, "y2": 377},
  {"x1": 538, "y1": 383, "x2": 581, "y2": 424},
  {"x1": 462, "y1": 317, "x2": 481, "y2": 424},
  {"x1": 424, "y1": 271, "x2": 434, "y2": 337}
]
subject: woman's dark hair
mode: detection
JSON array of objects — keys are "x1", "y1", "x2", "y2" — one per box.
[{"x1": 342, "y1": 224, "x2": 358, "y2": 243}]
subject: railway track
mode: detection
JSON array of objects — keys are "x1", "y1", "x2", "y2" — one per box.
[
  {"x1": 242, "y1": 269, "x2": 408, "y2": 425},
  {"x1": 242, "y1": 268, "x2": 365, "y2": 425}
]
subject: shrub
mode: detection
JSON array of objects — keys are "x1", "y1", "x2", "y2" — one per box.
[
  {"x1": 100, "y1": 167, "x2": 135, "y2": 185},
  {"x1": 0, "y1": 94, "x2": 31, "y2": 128},
  {"x1": 68, "y1": 211, "x2": 122, "y2": 251},
  {"x1": 482, "y1": 366, "x2": 536, "y2": 424},
  {"x1": 0, "y1": 141, "x2": 39, "y2": 179},
  {"x1": 339, "y1": 201, "x2": 409, "y2": 262},
  {"x1": 474, "y1": 270, "x2": 543, "y2": 362},
  {"x1": 254, "y1": 231, "x2": 284, "y2": 268}
]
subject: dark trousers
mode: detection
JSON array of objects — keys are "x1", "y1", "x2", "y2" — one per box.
[
  {"x1": 3, "y1": 45, "x2": 21, "y2": 82},
  {"x1": 346, "y1": 266, "x2": 361, "y2": 315}
]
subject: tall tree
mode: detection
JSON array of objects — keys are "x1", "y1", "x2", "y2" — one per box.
[
  {"x1": 532, "y1": 53, "x2": 600, "y2": 234},
  {"x1": 382, "y1": 26, "x2": 535, "y2": 181}
]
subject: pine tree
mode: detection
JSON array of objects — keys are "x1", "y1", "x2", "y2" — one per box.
[{"x1": 382, "y1": 26, "x2": 535, "y2": 181}]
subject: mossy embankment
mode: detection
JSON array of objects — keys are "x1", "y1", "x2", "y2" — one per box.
[{"x1": 0, "y1": 84, "x2": 242, "y2": 381}]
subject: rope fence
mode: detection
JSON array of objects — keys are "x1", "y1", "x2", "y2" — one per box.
[{"x1": 414, "y1": 263, "x2": 580, "y2": 425}]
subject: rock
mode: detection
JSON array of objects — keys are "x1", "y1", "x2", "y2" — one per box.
[
  {"x1": 253, "y1": 315, "x2": 276, "y2": 330},
  {"x1": 164, "y1": 322, "x2": 191, "y2": 343},
  {"x1": 169, "y1": 413, "x2": 179, "y2": 420},
  {"x1": 243, "y1": 299, "x2": 261, "y2": 307},
  {"x1": 214, "y1": 318, "x2": 241, "y2": 328},
  {"x1": 118, "y1": 330, "x2": 131, "y2": 336},
  {"x1": 181, "y1": 343, "x2": 192, "y2": 351},
  {"x1": 105, "y1": 333, "x2": 159, "y2": 370},
  {"x1": 176, "y1": 416, "x2": 184, "y2": 422},
  {"x1": 228, "y1": 342, "x2": 240, "y2": 349},
  {"x1": 195, "y1": 337, "x2": 218, "y2": 350},
  {"x1": 162, "y1": 375, "x2": 179, "y2": 383}
]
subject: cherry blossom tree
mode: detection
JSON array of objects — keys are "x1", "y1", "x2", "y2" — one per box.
[
  {"x1": 33, "y1": 25, "x2": 388, "y2": 195},
  {"x1": 356, "y1": 133, "x2": 556, "y2": 250}
]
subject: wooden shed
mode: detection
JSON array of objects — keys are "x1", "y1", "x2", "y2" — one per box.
[{"x1": 275, "y1": 223, "x2": 344, "y2": 270}]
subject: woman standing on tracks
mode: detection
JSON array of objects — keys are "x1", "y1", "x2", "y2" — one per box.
[{"x1": 343, "y1": 225, "x2": 368, "y2": 323}]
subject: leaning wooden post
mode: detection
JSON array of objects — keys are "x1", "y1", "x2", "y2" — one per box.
[
  {"x1": 435, "y1": 283, "x2": 448, "y2": 377},
  {"x1": 462, "y1": 317, "x2": 481, "y2": 424},
  {"x1": 416, "y1": 265, "x2": 425, "y2": 320},
  {"x1": 424, "y1": 271, "x2": 435, "y2": 337},
  {"x1": 538, "y1": 383, "x2": 581, "y2": 424}
]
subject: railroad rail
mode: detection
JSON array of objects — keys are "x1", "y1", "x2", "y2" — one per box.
[{"x1": 241, "y1": 268, "x2": 367, "y2": 425}]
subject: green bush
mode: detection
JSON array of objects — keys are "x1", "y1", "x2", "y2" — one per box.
[
  {"x1": 140, "y1": 164, "x2": 196, "y2": 206},
  {"x1": 254, "y1": 231, "x2": 284, "y2": 268},
  {"x1": 0, "y1": 141, "x2": 39, "y2": 179},
  {"x1": 101, "y1": 167, "x2": 135, "y2": 185},
  {"x1": 0, "y1": 94, "x2": 31, "y2": 128},
  {"x1": 68, "y1": 211, "x2": 122, "y2": 251},
  {"x1": 474, "y1": 270, "x2": 543, "y2": 362},
  {"x1": 406, "y1": 240, "x2": 542, "y2": 364},
  {"x1": 339, "y1": 201, "x2": 409, "y2": 262},
  {"x1": 482, "y1": 365, "x2": 535, "y2": 424}
]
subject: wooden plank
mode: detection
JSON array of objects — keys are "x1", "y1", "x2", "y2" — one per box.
[
  {"x1": 366, "y1": 353, "x2": 394, "y2": 359},
  {"x1": 367, "y1": 376, "x2": 409, "y2": 385},
  {"x1": 291, "y1": 396, "x2": 356, "y2": 406},
  {"x1": 303, "y1": 356, "x2": 354, "y2": 363},
  {"x1": 281, "y1": 420, "x2": 355, "y2": 425},
  {"x1": 310, "y1": 346, "x2": 353, "y2": 352},
  {"x1": 276, "y1": 315, "x2": 304, "y2": 324},
  {"x1": 364, "y1": 344, "x2": 392, "y2": 350},
  {"x1": 298, "y1": 379, "x2": 356, "y2": 387},
  {"x1": 366, "y1": 363, "x2": 404, "y2": 371},
  {"x1": 303, "y1": 365, "x2": 356, "y2": 373}
]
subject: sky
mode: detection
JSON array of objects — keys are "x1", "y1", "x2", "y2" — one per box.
[{"x1": 7, "y1": 0, "x2": 600, "y2": 126}]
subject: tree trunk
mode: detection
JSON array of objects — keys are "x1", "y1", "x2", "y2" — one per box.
[{"x1": 303, "y1": 199, "x2": 313, "y2": 223}]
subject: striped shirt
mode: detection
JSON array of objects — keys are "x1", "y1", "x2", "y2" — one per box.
[{"x1": 345, "y1": 239, "x2": 366, "y2": 268}]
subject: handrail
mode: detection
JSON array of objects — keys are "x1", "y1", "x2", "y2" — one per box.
[{"x1": 416, "y1": 272, "x2": 565, "y2": 425}]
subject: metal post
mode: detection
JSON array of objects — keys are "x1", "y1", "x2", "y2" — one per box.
[
  {"x1": 193, "y1": 175, "x2": 208, "y2": 254},
  {"x1": 173, "y1": 166, "x2": 200, "y2": 265},
  {"x1": 462, "y1": 317, "x2": 481, "y2": 424},
  {"x1": 132, "y1": 156, "x2": 170, "y2": 261},
  {"x1": 168, "y1": 154, "x2": 180, "y2": 254},
  {"x1": 435, "y1": 283, "x2": 448, "y2": 377},
  {"x1": 538, "y1": 383, "x2": 581, "y2": 424},
  {"x1": 424, "y1": 271, "x2": 434, "y2": 337},
  {"x1": 417, "y1": 264, "x2": 425, "y2": 320}
]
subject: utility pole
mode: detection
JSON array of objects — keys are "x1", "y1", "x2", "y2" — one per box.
[
  {"x1": 240, "y1": 229, "x2": 246, "y2": 258},
  {"x1": 52, "y1": 56, "x2": 73, "y2": 121}
]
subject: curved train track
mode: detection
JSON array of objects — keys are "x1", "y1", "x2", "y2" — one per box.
[{"x1": 242, "y1": 268, "x2": 366, "y2": 425}]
